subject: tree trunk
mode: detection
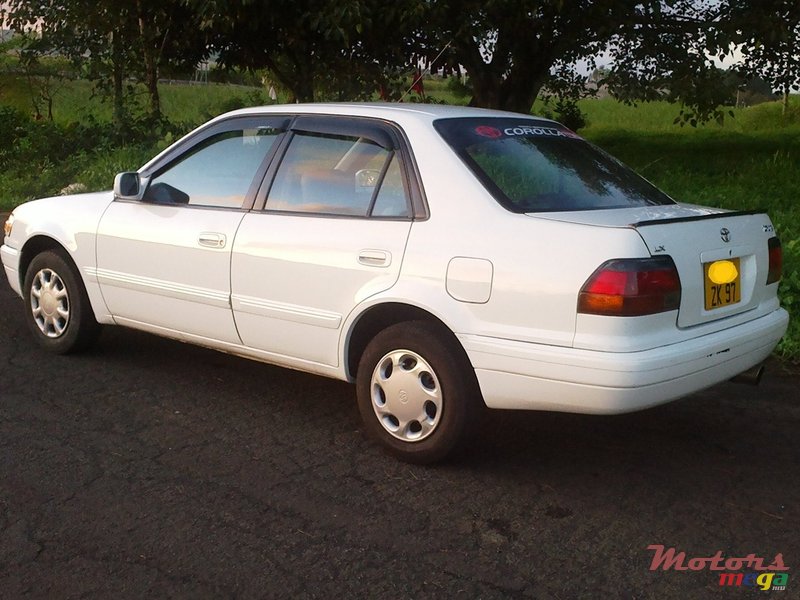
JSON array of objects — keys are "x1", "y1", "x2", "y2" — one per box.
[
  {"x1": 499, "y1": 78, "x2": 545, "y2": 114},
  {"x1": 468, "y1": 64, "x2": 546, "y2": 114},
  {"x1": 263, "y1": 53, "x2": 314, "y2": 103},
  {"x1": 457, "y1": 33, "x2": 549, "y2": 115},
  {"x1": 468, "y1": 72, "x2": 502, "y2": 109},
  {"x1": 136, "y1": 0, "x2": 161, "y2": 119},
  {"x1": 291, "y1": 79, "x2": 315, "y2": 103},
  {"x1": 111, "y1": 30, "x2": 126, "y2": 126},
  {"x1": 783, "y1": 88, "x2": 789, "y2": 116},
  {"x1": 458, "y1": 40, "x2": 506, "y2": 110},
  {"x1": 23, "y1": 70, "x2": 42, "y2": 120},
  {"x1": 145, "y1": 57, "x2": 160, "y2": 118}
]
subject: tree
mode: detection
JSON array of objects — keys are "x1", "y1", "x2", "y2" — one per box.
[
  {"x1": 603, "y1": 1, "x2": 739, "y2": 125},
  {"x1": 190, "y1": 0, "x2": 419, "y2": 103},
  {"x1": 6, "y1": 1, "x2": 136, "y2": 123},
  {"x1": 416, "y1": 0, "x2": 622, "y2": 111},
  {"x1": 412, "y1": 1, "x2": 740, "y2": 118},
  {"x1": 197, "y1": 0, "x2": 746, "y2": 120},
  {"x1": 726, "y1": 0, "x2": 800, "y2": 115},
  {"x1": 5, "y1": 0, "x2": 206, "y2": 122},
  {"x1": 130, "y1": 0, "x2": 208, "y2": 118},
  {"x1": 6, "y1": 0, "x2": 797, "y2": 126},
  {"x1": 17, "y1": 35, "x2": 74, "y2": 121}
]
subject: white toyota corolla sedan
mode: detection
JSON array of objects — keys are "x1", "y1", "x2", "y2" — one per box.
[{"x1": 1, "y1": 103, "x2": 789, "y2": 462}]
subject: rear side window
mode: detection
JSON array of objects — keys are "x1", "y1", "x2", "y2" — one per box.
[
  {"x1": 266, "y1": 131, "x2": 410, "y2": 218},
  {"x1": 434, "y1": 118, "x2": 675, "y2": 213},
  {"x1": 371, "y1": 155, "x2": 408, "y2": 217}
]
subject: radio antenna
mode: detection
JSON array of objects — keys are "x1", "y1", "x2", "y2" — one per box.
[{"x1": 399, "y1": 41, "x2": 453, "y2": 102}]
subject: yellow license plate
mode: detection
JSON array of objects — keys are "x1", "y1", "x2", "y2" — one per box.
[{"x1": 704, "y1": 258, "x2": 741, "y2": 310}]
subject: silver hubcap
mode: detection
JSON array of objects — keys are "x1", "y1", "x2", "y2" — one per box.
[
  {"x1": 30, "y1": 268, "x2": 70, "y2": 338},
  {"x1": 370, "y1": 349, "x2": 442, "y2": 442}
]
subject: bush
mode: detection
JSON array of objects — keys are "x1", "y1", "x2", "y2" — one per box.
[
  {"x1": 0, "y1": 105, "x2": 32, "y2": 160},
  {"x1": 547, "y1": 98, "x2": 588, "y2": 131},
  {"x1": 772, "y1": 223, "x2": 800, "y2": 360},
  {"x1": 0, "y1": 109, "x2": 188, "y2": 208},
  {"x1": 446, "y1": 76, "x2": 472, "y2": 100},
  {"x1": 201, "y1": 89, "x2": 268, "y2": 121}
]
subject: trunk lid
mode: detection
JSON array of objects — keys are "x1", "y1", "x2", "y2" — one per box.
[{"x1": 530, "y1": 204, "x2": 776, "y2": 328}]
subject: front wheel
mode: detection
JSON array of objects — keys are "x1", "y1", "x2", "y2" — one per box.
[
  {"x1": 356, "y1": 321, "x2": 482, "y2": 464},
  {"x1": 23, "y1": 250, "x2": 101, "y2": 354}
]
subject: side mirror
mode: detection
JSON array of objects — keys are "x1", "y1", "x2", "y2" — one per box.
[{"x1": 113, "y1": 172, "x2": 141, "y2": 199}]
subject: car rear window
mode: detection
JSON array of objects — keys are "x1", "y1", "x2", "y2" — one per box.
[{"x1": 433, "y1": 117, "x2": 675, "y2": 213}]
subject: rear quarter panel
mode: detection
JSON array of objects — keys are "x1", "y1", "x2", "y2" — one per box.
[{"x1": 389, "y1": 122, "x2": 653, "y2": 347}]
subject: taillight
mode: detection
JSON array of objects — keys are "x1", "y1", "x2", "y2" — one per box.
[
  {"x1": 767, "y1": 237, "x2": 782, "y2": 285},
  {"x1": 578, "y1": 257, "x2": 681, "y2": 316}
]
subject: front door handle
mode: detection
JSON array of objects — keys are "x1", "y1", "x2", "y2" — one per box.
[
  {"x1": 198, "y1": 232, "x2": 227, "y2": 248},
  {"x1": 358, "y1": 249, "x2": 391, "y2": 267}
]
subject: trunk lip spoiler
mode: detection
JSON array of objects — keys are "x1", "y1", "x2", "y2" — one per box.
[{"x1": 631, "y1": 209, "x2": 766, "y2": 228}]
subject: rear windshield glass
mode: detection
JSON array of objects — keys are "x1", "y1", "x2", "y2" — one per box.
[{"x1": 433, "y1": 117, "x2": 674, "y2": 213}]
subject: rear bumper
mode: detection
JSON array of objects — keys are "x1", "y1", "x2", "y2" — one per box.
[
  {"x1": 1, "y1": 243, "x2": 21, "y2": 296},
  {"x1": 460, "y1": 308, "x2": 789, "y2": 414}
]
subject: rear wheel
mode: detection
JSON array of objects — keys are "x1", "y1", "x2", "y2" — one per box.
[
  {"x1": 356, "y1": 320, "x2": 481, "y2": 464},
  {"x1": 23, "y1": 250, "x2": 101, "y2": 354}
]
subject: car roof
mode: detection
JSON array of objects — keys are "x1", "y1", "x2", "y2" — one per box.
[
  {"x1": 140, "y1": 102, "x2": 560, "y2": 175},
  {"x1": 217, "y1": 102, "x2": 558, "y2": 126}
]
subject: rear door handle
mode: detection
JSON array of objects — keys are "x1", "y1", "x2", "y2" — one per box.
[
  {"x1": 198, "y1": 232, "x2": 227, "y2": 248},
  {"x1": 358, "y1": 249, "x2": 391, "y2": 267}
]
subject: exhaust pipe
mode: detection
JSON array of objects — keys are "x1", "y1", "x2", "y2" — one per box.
[{"x1": 730, "y1": 364, "x2": 765, "y2": 386}]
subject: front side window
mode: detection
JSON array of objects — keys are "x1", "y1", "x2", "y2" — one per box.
[
  {"x1": 266, "y1": 130, "x2": 410, "y2": 218},
  {"x1": 145, "y1": 125, "x2": 282, "y2": 208},
  {"x1": 434, "y1": 118, "x2": 675, "y2": 213}
]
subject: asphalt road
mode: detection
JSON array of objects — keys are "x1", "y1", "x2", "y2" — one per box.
[{"x1": 0, "y1": 281, "x2": 797, "y2": 599}]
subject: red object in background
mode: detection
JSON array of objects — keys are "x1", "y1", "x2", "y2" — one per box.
[{"x1": 411, "y1": 70, "x2": 425, "y2": 98}]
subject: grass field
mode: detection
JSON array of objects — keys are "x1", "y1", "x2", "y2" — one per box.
[
  {"x1": 0, "y1": 75, "x2": 270, "y2": 125},
  {"x1": 1, "y1": 76, "x2": 798, "y2": 359}
]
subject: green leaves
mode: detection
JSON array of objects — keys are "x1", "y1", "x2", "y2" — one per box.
[
  {"x1": 5, "y1": 0, "x2": 799, "y2": 127},
  {"x1": 4, "y1": 0, "x2": 208, "y2": 122}
]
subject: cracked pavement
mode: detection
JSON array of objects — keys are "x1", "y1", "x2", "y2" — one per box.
[{"x1": 0, "y1": 282, "x2": 798, "y2": 599}]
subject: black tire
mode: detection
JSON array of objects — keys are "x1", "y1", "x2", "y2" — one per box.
[
  {"x1": 22, "y1": 249, "x2": 101, "y2": 354},
  {"x1": 356, "y1": 320, "x2": 482, "y2": 464}
]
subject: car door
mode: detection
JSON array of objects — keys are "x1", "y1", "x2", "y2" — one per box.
[
  {"x1": 95, "y1": 116, "x2": 289, "y2": 343},
  {"x1": 230, "y1": 116, "x2": 420, "y2": 367}
]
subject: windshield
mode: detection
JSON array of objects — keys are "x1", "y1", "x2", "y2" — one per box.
[{"x1": 433, "y1": 117, "x2": 675, "y2": 213}]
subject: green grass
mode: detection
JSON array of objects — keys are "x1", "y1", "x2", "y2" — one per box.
[
  {"x1": 0, "y1": 75, "x2": 267, "y2": 125},
  {"x1": 1, "y1": 74, "x2": 798, "y2": 360},
  {"x1": 419, "y1": 77, "x2": 470, "y2": 105},
  {"x1": 534, "y1": 95, "x2": 800, "y2": 134}
]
